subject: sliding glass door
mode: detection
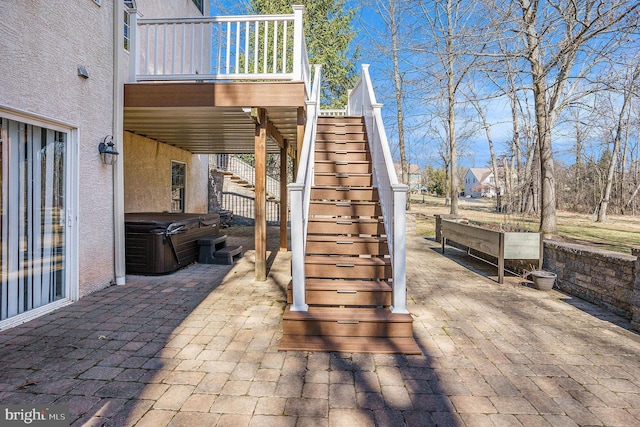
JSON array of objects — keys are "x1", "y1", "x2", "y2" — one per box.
[{"x1": 0, "y1": 118, "x2": 67, "y2": 321}]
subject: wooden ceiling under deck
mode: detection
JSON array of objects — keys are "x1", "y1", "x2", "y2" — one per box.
[{"x1": 123, "y1": 81, "x2": 307, "y2": 154}]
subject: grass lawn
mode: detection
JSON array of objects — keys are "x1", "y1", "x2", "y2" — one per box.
[{"x1": 410, "y1": 194, "x2": 640, "y2": 255}]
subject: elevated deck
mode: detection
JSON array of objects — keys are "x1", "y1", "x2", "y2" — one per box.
[{"x1": 124, "y1": 81, "x2": 306, "y2": 154}]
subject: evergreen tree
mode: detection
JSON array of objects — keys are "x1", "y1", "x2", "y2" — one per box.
[{"x1": 249, "y1": 0, "x2": 359, "y2": 107}]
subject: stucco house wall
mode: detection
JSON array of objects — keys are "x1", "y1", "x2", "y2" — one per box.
[
  {"x1": 124, "y1": 132, "x2": 209, "y2": 213},
  {"x1": 136, "y1": 0, "x2": 208, "y2": 18},
  {"x1": 0, "y1": 0, "x2": 116, "y2": 296},
  {"x1": 123, "y1": 1, "x2": 209, "y2": 215},
  {"x1": 0, "y1": 0, "x2": 211, "y2": 310}
]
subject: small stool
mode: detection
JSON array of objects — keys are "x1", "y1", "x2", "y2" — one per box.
[
  {"x1": 197, "y1": 235, "x2": 228, "y2": 264},
  {"x1": 213, "y1": 245, "x2": 243, "y2": 265}
]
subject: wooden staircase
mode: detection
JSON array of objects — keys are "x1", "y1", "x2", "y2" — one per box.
[{"x1": 280, "y1": 116, "x2": 420, "y2": 354}]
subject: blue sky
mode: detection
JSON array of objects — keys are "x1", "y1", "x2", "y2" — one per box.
[{"x1": 208, "y1": 1, "x2": 595, "y2": 171}]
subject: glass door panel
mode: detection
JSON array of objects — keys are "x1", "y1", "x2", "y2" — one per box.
[{"x1": 0, "y1": 118, "x2": 66, "y2": 321}]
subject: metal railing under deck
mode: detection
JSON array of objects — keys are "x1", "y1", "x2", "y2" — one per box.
[
  {"x1": 347, "y1": 64, "x2": 408, "y2": 314},
  {"x1": 129, "y1": 5, "x2": 310, "y2": 91},
  {"x1": 213, "y1": 154, "x2": 281, "y2": 201}
]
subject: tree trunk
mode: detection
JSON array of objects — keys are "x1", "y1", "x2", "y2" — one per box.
[
  {"x1": 448, "y1": 83, "x2": 458, "y2": 215},
  {"x1": 473, "y1": 99, "x2": 500, "y2": 210},
  {"x1": 446, "y1": 0, "x2": 458, "y2": 215},
  {"x1": 522, "y1": 0, "x2": 556, "y2": 236},
  {"x1": 597, "y1": 66, "x2": 639, "y2": 222},
  {"x1": 389, "y1": 0, "x2": 410, "y2": 210},
  {"x1": 508, "y1": 91, "x2": 520, "y2": 214}
]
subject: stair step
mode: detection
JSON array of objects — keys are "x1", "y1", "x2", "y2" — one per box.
[
  {"x1": 307, "y1": 217, "x2": 385, "y2": 235},
  {"x1": 314, "y1": 173, "x2": 372, "y2": 187},
  {"x1": 305, "y1": 256, "x2": 391, "y2": 279},
  {"x1": 279, "y1": 335, "x2": 421, "y2": 354},
  {"x1": 286, "y1": 279, "x2": 391, "y2": 306},
  {"x1": 318, "y1": 116, "x2": 364, "y2": 124},
  {"x1": 282, "y1": 306, "x2": 414, "y2": 338},
  {"x1": 317, "y1": 118, "x2": 364, "y2": 126},
  {"x1": 316, "y1": 134, "x2": 367, "y2": 144},
  {"x1": 315, "y1": 141, "x2": 368, "y2": 151},
  {"x1": 314, "y1": 160, "x2": 371, "y2": 174},
  {"x1": 309, "y1": 201, "x2": 382, "y2": 217},
  {"x1": 310, "y1": 187, "x2": 378, "y2": 201},
  {"x1": 306, "y1": 236, "x2": 389, "y2": 256},
  {"x1": 315, "y1": 150, "x2": 370, "y2": 161},
  {"x1": 316, "y1": 124, "x2": 366, "y2": 133}
]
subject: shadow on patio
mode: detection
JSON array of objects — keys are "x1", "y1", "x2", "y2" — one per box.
[{"x1": 1, "y1": 229, "x2": 640, "y2": 426}]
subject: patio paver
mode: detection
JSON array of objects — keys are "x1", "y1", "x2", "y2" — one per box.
[{"x1": 1, "y1": 227, "x2": 640, "y2": 426}]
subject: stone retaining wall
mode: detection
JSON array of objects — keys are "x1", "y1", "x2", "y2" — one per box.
[{"x1": 543, "y1": 241, "x2": 640, "y2": 331}]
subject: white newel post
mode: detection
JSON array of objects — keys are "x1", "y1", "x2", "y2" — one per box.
[
  {"x1": 288, "y1": 183, "x2": 308, "y2": 311},
  {"x1": 292, "y1": 5, "x2": 304, "y2": 81},
  {"x1": 391, "y1": 184, "x2": 409, "y2": 314},
  {"x1": 128, "y1": 9, "x2": 139, "y2": 83}
]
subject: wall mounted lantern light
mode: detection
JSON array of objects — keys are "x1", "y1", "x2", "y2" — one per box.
[{"x1": 98, "y1": 136, "x2": 119, "y2": 165}]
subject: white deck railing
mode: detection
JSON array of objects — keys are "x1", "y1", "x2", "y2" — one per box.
[
  {"x1": 288, "y1": 64, "x2": 322, "y2": 312},
  {"x1": 129, "y1": 5, "x2": 310, "y2": 91},
  {"x1": 347, "y1": 64, "x2": 408, "y2": 314},
  {"x1": 213, "y1": 154, "x2": 281, "y2": 201}
]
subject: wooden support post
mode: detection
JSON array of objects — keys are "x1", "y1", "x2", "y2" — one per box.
[
  {"x1": 280, "y1": 140, "x2": 288, "y2": 252},
  {"x1": 254, "y1": 107, "x2": 267, "y2": 281}
]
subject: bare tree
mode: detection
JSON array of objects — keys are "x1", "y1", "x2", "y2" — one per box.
[
  {"x1": 597, "y1": 58, "x2": 640, "y2": 222},
  {"x1": 362, "y1": 0, "x2": 416, "y2": 208},
  {"x1": 466, "y1": 85, "x2": 501, "y2": 210},
  {"x1": 511, "y1": 0, "x2": 640, "y2": 236},
  {"x1": 416, "y1": 0, "x2": 486, "y2": 215}
]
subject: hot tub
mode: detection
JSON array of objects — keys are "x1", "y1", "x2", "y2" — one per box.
[{"x1": 125, "y1": 212, "x2": 220, "y2": 275}]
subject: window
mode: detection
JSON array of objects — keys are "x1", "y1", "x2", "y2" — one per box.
[
  {"x1": 171, "y1": 161, "x2": 186, "y2": 213},
  {"x1": 191, "y1": 0, "x2": 204, "y2": 14},
  {"x1": 124, "y1": 10, "x2": 131, "y2": 51},
  {"x1": 124, "y1": 1, "x2": 136, "y2": 51}
]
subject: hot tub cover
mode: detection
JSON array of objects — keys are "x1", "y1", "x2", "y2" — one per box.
[{"x1": 124, "y1": 212, "x2": 221, "y2": 275}]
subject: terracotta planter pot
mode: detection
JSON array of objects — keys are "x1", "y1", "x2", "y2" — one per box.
[{"x1": 531, "y1": 270, "x2": 556, "y2": 291}]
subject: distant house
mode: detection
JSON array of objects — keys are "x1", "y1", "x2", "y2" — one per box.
[
  {"x1": 463, "y1": 168, "x2": 498, "y2": 198},
  {"x1": 394, "y1": 163, "x2": 421, "y2": 191}
]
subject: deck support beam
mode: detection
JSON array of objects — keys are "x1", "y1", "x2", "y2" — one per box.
[
  {"x1": 254, "y1": 107, "x2": 268, "y2": 281},
  {"x1": 280, "y1": 140, "x2": 288, "y2": 252}
]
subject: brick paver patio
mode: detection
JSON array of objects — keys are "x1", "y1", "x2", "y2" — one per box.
[{"x1": 1, "y1": 227, "x2": 639, "y2": 426}]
